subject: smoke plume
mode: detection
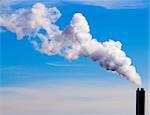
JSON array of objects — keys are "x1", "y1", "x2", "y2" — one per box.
[{"x1": 0, "y1": 3, "x2": 142, "y2": 85}]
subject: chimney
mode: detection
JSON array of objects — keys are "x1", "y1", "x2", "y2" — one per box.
[{"x1": 136, "y1": 88, "x2": 145, "y2": 115}]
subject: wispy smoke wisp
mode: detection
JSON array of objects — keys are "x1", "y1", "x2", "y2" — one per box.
[{"x1": 0, "y1": 3, "x2": 142, "y2": 85}]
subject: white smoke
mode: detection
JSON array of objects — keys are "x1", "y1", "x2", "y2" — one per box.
[{"x1": 0, "y1": 3, "x2": 142, "y2": 85}]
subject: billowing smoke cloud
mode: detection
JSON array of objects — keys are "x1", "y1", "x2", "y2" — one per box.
[{"x1": 0, "y1": 3, "x2": 142, "y2": 85}]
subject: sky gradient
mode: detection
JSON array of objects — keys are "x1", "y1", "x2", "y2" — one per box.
[{"x1": 0, "y1": 0, "x2": 149, "y2": 115}]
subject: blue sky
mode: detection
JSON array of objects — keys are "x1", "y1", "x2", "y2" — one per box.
[
  {"x1": 0, "y1": 0, "x2": 149, "y2": 115},
  {"x1": 0, "y1": 0, "x2": 149, "y2": 86}
]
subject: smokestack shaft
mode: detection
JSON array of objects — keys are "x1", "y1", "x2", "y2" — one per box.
[{"x1": 136, "y1": 88, "x2": 145, "y2": 115}]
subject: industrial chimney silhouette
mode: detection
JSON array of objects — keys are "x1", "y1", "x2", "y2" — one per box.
[{"x1": 136, "y1": 88, "x2": 145, "y2": 115}]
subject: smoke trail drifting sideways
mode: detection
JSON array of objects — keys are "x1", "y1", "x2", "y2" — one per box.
[{"x1": 0, "y1": 3, "x2": 142, "y2": 85}]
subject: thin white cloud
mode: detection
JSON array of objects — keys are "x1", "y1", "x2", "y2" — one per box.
[
  {"x1": 46, "y1": 62, "x2": 81, "y2": 67},
  {"x1": 0, "y1": 0, "x2": 62, "y2": 14},
  {"x1": 0, "y1": 0, "x2": 148, "y2": 12},
  {"x1": 63, "y1": 0, "x2": 148, "y2": 9}
]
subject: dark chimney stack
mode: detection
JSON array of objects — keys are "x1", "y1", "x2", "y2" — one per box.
[{"x1": 136, "y1": 88, "x2": 145, "y2": 115}]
